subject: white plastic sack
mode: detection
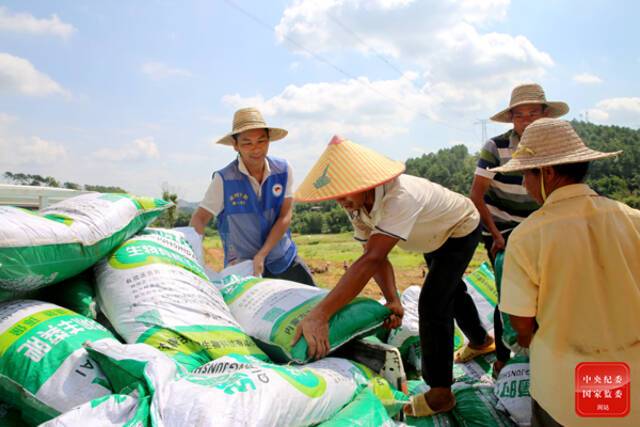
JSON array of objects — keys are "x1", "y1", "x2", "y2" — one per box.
[
  {"x1": 171, "y1": 226, "x2": 204, "y2": 267},
  {"x1": 96, "y1": 228, "x2": 267, "y2": 371},
  {"x1": 85, "y1": 340, "x2": 371, "y2": 427},
  {"x1": 387, "y1": 286, "x2": 465, "y2": 372},
  {"x1": 220, "y1": 277, "x2": 390, "y2": 363},
  {"x1": 494, "y1": 355, "x2": 531, "y2": 426},
  {"x1": 0, "y1": 300, "x2": 116, "y2": 425},
  {"x1": 0, "y1": 193, "x2": 170, "y2": 292},
  {"x1": 39, "y1": 393, "x2": 149, "y2": 427}
]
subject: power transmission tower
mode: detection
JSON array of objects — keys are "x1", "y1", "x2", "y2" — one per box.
[{"x1": 475, "y1": 119, "x2": 488, "y2": 144}]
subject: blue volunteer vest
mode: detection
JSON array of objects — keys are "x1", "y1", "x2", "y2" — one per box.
[{"x1": 215, "y1": 156, "x2": 296, "y2": 274}]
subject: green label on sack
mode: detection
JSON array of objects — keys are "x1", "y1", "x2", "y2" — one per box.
[
  {"x1": 465, "y1": 262, "x2": 498, "y2": 306},
  {"x1": 0, "y1": 310, "x2": 112, "y2": 393},
  {"x1": 138, "y1": 325, "x2": 267, "y2": 366},
  {"x1": 109, "y1": 240, "x2": 206, "y2": 280},
  {"x1": 220, "y1": 278, "x2": 262, "y2": 305}
]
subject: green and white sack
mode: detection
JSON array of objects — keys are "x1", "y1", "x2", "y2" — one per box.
[
  {"x1": 387, "y1": 286, "x2": 464, "y2": 372},
  {"x1": 451, "y1": 381, "x2": 517, "y2": 427},
  {"x1": 36, "y1": 271, "x2": 99, "y2": 320},
  {"x1": 462, "y1": 262, "x2": 497, "y2": 335},
  {"x1": 85, "y1": 340, "x2": 372, "y2": 427},
  {"x1": 0, "y1": 300, "x2": 116, "y2": 425},
  {"x1": 318, "y1": 387, "x2": 395, "y2": 427},
  {"x1": 40, "y1": 393, "x2": 150, "y2": 427},
  {"x1": 220, "y1": 277, "x2": 391, "y2": 363},
  {"x1": 0, "y1": 193, "x2": 170, "y2": 291},
  {"x1": 172, "y1": 226, "x2": 204, "y2": 267},
  {"x1": 96, "y1": 228, "x2": 267, "y2": 371},
  {"x1": 494, "y1": 355, "x2": 531, "y2": 426},
  {"x1": 494, "y1": 253, "x2": 519, "y2": 350}
]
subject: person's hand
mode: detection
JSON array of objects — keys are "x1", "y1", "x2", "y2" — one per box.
[
  {"x1": 383, "y1": 299, "x2": 404, "y2": 330},
  {"x1": 292, "y1": 311, "x2": 330, "y2": 360},
  {"x1": 252, "y1": 253, "x2": 265, "y2": 276},
  {"x1": 490, "y1": 234, "x2": 506, "y2": 259}
]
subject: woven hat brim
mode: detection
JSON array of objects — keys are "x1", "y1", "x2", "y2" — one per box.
[
  {"x1": 294, "y1": 138, "x2": 406, "y2": 202},
  {"x1": 489, "y1": 148, "x2": 621, "y2": 173},
  {"x1": 490, "y1": 101, "x2": 570, "y2": 123},
  {"x1": 295, "y1": 169, "x2": 405, "y2": 203},
  {"x1": 216, "y1": 126, "x2": 288, "y2": 146}
]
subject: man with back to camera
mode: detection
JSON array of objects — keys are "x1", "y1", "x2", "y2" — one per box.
[{"x1": 494, "y1": 118, "x2": 639, "y2": 426}]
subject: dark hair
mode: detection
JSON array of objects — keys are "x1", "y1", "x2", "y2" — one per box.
[
  {"x1": 232, "y1": 128, "x2": 270, "y2": 143},
  {"x1": 551, "y1": 161, "x2": 590, "y2": 183},
  {"x1": 529, "y1": 161, "x2": 590, "y2": 183}
]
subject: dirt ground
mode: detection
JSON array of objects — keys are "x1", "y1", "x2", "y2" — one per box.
[{"x1": 205, "y1": 247, "x2": 433, "y2": 299}]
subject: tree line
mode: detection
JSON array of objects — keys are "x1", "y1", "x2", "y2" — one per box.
[
  {"x1": 5, "y1": 120, "x2": 639, "y2": 231},
  {"x1": 291, "y1": 120, "x2": 640, "y2": 233}
]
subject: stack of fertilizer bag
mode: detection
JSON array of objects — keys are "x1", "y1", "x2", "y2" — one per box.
[
  {"x1": 383, "y1": 261, "x2": 532, "y2": 426},
  {"x1": 0, "y1": 192, "x2": 411, "y2": 426}
]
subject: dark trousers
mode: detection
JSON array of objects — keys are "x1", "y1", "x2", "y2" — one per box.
[
  {"x1": 481, "y1": 230, "x2": 513, "y2": 363},
  {"x1": 264, "y1": 255, "x2": 316, "y2": 286},
  {"x1": 420, "y1": 225, "x2": 488, "y2": 387},
  {"x1": 532, "y1": 399, "x2": 563, "y2": 427}
]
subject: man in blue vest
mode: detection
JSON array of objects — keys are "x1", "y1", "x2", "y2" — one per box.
[{"x1": 190, "y1": 107, "x2": 315, "y2": 285}]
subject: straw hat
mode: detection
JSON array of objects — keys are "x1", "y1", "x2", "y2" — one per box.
[
  {"x1": 491, "y1": 83, "x2": 569, "y2": 123},
  {"x1": 294, "y1": 135, "x2": 406, "y2": 202},
  {"x1": 489, "y1": 118, "x2": 621, "y2": 173},
  {"x1": 215, "y1": 107, "x2": 288, "y2": 146}
]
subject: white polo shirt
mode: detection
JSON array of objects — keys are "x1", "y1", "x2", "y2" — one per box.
[
  {"x1": 199, "y1": 156, "x2": 294, "y2": 216},
  {"x1": 349, "y1": 174, "x2": 479, "y2": 253}
]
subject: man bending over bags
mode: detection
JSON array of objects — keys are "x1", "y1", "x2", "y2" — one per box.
[{"x1": 292, "y1": 136, "x2": 495, "y2": 417}]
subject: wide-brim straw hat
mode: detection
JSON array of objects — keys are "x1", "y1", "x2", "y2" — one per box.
[
  {"x1": 491, "y1": 83, "x2": 569, "y2": 123},
  {"x1": 489, "y1": 118, "x2": 621, "y2": 173},
  {"x1": 295, "y1": 135, "x2": 405, "y2": 202},
  {"x1": 215, "y1": 107, "x2": 288, "y2": 146}
]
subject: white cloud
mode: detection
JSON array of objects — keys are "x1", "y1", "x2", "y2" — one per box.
[
  {"x1": 93, "y1": 137, "x2": 160, "y2": 161},
  {"x1": 141, "y1": 62, "x2": 192, "y2": 80},
  {"x1": 573, "y1": 73, "x2": 603, "y2": 85},
  {"x1": 0, "y1": 6, "x2": 75, "y2": 39},
  {"x1": 18, "y1": 137, "x2": 68, "y2": 164},
  {"x1": 275, "y1": 0, "x2": 552, "y2": 118},
  {"x1": 223, "y1": 73, "x2": 434, "y2": 141},
  {"x1": 0, "y1": 135, "x2": 67, "y2": 165},
  {"x1": 587, "y1": 97, "x2": 640, "y2": 128},
  {"x1": 0, "y1": 52, "x2": 67, "y2": 96}
]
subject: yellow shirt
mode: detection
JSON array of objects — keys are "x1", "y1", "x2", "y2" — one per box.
[
  {"x1": 500, "y1": 184, "x2": 640, "y2": 426},
  {"x1": 349, "y1": 174, "x2": 479, "y2": 253}
]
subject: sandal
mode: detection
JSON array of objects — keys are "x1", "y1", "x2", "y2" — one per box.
[
  {"x1": 454, "y1": 341, "x2": 496, "y2": 363},
  {"x1": 404, "y1": 393, "x2": 456, "y2": 417}
]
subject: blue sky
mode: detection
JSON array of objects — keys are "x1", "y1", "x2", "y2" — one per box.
[{"x1": 1, "y1": 0, "x2": 638, "y2": 201}]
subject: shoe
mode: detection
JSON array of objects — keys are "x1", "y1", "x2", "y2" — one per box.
[
  {"x1": 454, "y1": 341, "x2": 496, "y2": 363},
  {"x1": 404, "y1": 393, "x2": 456, "y2": 417}
]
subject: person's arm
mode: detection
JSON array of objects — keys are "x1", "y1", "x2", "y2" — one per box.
[
  {"x1": 253, "y1": 197, "x2": 293, "y2": 276},
  {"x1": 469, "y1": 174, "x2": 504, "y2": 257},
  {"x1": 372, "y1": 255, "x2": 403, "y2": 329},
  {"x1": 190, "y1": 207, "x2": 214, "y2": 236},
  {"x1": 508, "y1": 315, "x2": 536, "y2": 348},
  {"x1": 191, "y1": 173, "x2": 222, "y2": 236},
  {"x1": 292, "y1": 233, "x2": 399, "y2": 359}
]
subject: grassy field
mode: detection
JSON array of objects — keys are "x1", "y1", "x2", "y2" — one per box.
[{"x1": 204, "y1": 233, "x2": 489, "y2": 298}]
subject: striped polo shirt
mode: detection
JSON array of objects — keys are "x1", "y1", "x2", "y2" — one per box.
[{"x1": 475, "y1": 130, "x2": 539, "y2": 232}]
